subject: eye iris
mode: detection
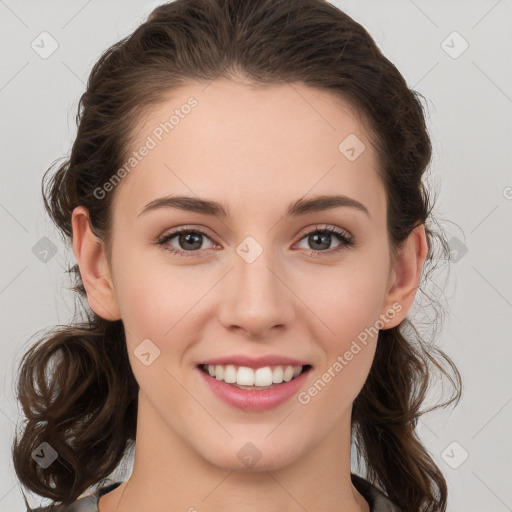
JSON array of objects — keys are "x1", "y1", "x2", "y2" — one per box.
[
  {"x1": 180, "y1": 232, "x2": 202, "y2": 250},
  {"x1": 310, "y1": 232, "x2": 331, "y2": 250}
]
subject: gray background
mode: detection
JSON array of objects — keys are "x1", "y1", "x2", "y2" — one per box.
[{"x1": 1, "y1": 0, "x2": 511, "y2": 510}]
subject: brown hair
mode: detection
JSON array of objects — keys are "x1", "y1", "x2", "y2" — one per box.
[{"x1": 12, "y1": 1, "x2": 462, "y2": 511}]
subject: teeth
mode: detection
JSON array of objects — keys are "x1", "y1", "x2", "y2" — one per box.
[
  {"x1": 273, "y1": 366, "x2": 284, "y2": 383},
  {"x1": 236, "y1": 366, "x2": 253, "y2": 385},
  {"x1": 255, "y1": 367, "x2": 273, "y2": 386},
  {"x1": 224, "y1": 364, "x2": 237, "y2": 383},
  {"x1": 205, "y1": 364, "x2": 304, "y2": 387},
  {"x1": 283, "y1": 365, "x2": 294, "y2": 382}
]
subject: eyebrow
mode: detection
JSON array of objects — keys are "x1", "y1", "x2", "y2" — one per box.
[{"x1": 137, "y1": 194, "x2": 370, "y2": 219}]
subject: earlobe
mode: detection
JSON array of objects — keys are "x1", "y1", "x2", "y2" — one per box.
[
  {"x1": 380, "y1": 224, "x2": 428, "y2": 329},
  {"x1": 71, "y1": 206, "x2": 121, "y2": 321}
]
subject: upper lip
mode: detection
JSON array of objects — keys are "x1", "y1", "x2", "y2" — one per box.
[{"x1": 198, "y1": 355, "x2": 311, "y2": 369}]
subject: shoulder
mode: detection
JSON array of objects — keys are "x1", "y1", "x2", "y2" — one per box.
[
  {"x1": 351, "y1": 473, "x2": 402, "y2": 512},
  {"x1": 28, "y1": 482, "x2": 123, "y2": 512}
]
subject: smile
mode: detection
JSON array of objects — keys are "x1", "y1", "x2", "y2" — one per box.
[
  {"x1": 197, "y1": 364, "x2": 313, "y2": 411},
  {"x1": 199, "y1": 363, "x2": 311, "y2": 389}
]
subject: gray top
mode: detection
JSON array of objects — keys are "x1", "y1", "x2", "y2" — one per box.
[{"x1": 30, "y1": 473, "x2": 401, "y2": 511}]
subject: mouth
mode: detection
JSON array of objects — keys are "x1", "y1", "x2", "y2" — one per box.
[{"x1": 197, "y1": 363, "x2": 313, "y2": 390}]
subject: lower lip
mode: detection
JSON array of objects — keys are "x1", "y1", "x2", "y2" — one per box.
[{"x1": 197, "y1": 366, "x2": 312, "y2": 411}]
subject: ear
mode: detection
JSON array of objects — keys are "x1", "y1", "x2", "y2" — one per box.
[
  {"x1": 71, "y1": 206, "x2": 121, "y2": 321},
  {"x1": 380, "y1": 223, "x2": 428, "y2": 329}
]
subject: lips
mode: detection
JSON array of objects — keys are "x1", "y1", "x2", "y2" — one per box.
[
  {"x1": 198, "y1": 354, "x2": 311, "y2": 369},
  {"x1": 197, "y1": 355, "x2": 312, "y2": 411}
]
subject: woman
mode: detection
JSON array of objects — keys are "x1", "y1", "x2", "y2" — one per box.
[{"x1": 12, "y1": 1, "x2": 462, "y2": 511}]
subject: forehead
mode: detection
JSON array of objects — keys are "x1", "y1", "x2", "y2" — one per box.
[{"x1": 112, "y1": 78, "x2": 386, "y2": 225}]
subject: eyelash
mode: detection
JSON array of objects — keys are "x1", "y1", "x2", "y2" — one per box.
[{"x1": 155, "y1": 225, "x2": 355, "y2": 258}]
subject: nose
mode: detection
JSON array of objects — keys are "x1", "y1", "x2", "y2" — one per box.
[{"x1": 217, "y1": 247, "x2": 296, "y2": 338}]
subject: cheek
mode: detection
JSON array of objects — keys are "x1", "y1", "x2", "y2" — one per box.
[
  {"x1": 112, "y1": 252, "x2": 211, "y2": 383},
  {"x1": 298, "y1": 256, "x2": 390, "y2": 340},
  {"x1": 112, "y1": 246, "x2": 199, "y2": 333},
  {"x1": 296, "y1": 268, "x2": 385, "y2": 416},
  {"x1": 294, "y1": 252, "x2": 388, "y2": 400}
]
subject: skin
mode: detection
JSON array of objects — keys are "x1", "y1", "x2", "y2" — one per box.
[{"x1": 72, "y1": 76, "x2": 427, "y2": 512}]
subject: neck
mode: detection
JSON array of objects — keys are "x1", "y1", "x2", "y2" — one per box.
[{"x1": 99, "y1": 391, "x2": 369, "y2": 512}]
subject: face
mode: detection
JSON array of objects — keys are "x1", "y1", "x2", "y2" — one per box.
[{"x1": 87, "y1": 77, "x2": 404, "y2": 471}]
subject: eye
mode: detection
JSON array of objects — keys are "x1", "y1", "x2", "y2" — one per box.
[
  {"x1": 156, "y1": 224, "x2": 355, "y2": 258},
  {"x1": 294, "y1": 225, "x2": 354, "y2": 255},
  {"x1": 156, "y1": 227, "x2": 215, "y2": 257}
]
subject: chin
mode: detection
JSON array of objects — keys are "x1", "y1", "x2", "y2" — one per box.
[{"x1": 199, "y1": 437, "x2": 305, "y2": 473}]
